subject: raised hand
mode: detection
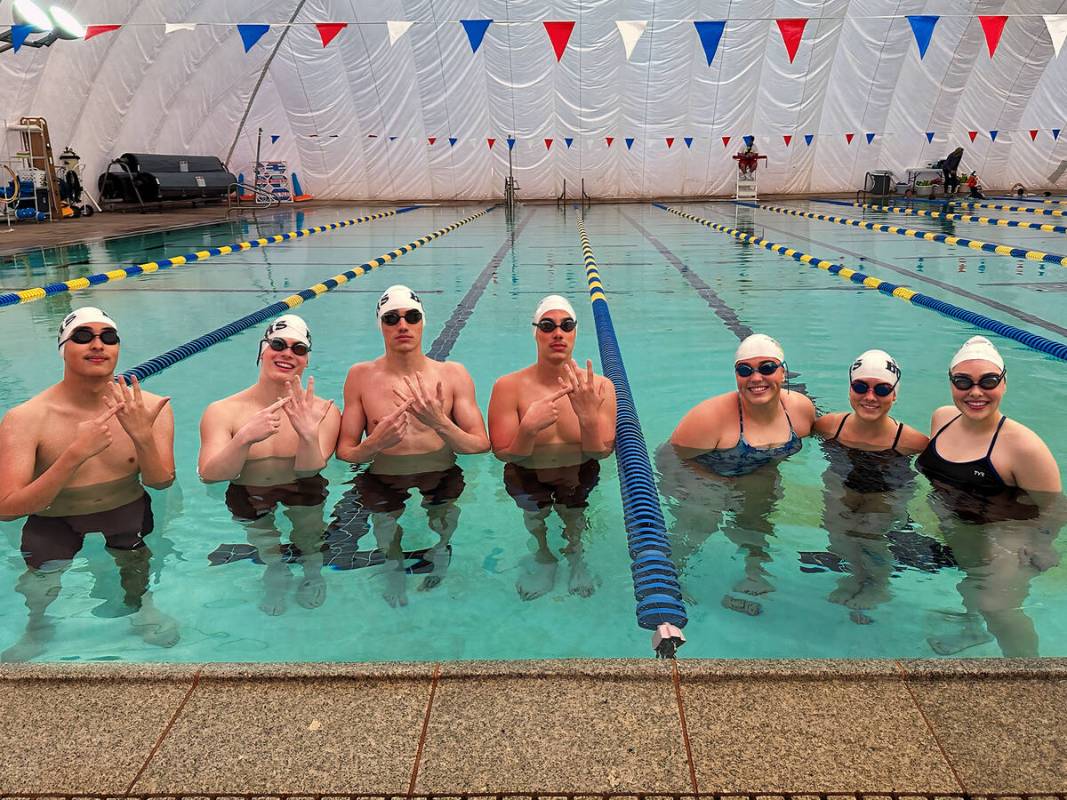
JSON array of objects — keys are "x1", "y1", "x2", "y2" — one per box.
[
  {"x1": 69, "y1": 405, "x2": 123, "y2": 462},
  {"x1": 559, "y1": 360, "x2": 604, "y2": 423},
  {"x1": 106, "y1": 375, "x2": 170, "y2": 444},
  {"x1": 283, "y1": 376, "x2": 334, "y2": 441},
  {"x1": 366, "y1": 399, "x2": 413, "y2": 452},
  {"x1": 235, "y1": 397, "x2": 290, "y2": 446},
  {"x1": 519, "y1": 387, "x2": 573, "y2": 435},
  {"x1": 392, "y1": 374, "x2": 449, "y2": 432}
]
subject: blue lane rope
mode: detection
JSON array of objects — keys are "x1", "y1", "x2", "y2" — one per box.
[
  {"x1": 0, "y1": 206, "x2": 421, "y2": 309},
  {"x1": 121, "y1": 207, "x2": 493, "y2": 382},
  {"x1": 815, "y1": 198, "x2": 1067, "y2": 235},
  {"x1": 575, "y1": 211, "x2": 688, "y2": 632},
  {"x1": 655, "y1": 204, "x2": 1067, "y2": 363}
]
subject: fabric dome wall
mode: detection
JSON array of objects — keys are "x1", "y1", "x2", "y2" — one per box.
[{"x1": 2, "y1": 0, "x2": 1066, "y2": 201}]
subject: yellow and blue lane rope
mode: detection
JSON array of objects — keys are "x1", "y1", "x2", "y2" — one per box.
[
  {"x1": 756, "y1": 202, "x2": 1067, "y2": 267},
  {"x1": 950, "y1": 200, "x2": 1067, "y2": 218},
  {"x1": 575, "y1": 211, "x2": 688, "y2": 638},
  {"x1": 655, "y1": 204, "x2": 1067, "y2": 362},
  {"x1": 0, "y1": 206, "x2": 420, "y2": 309},
  {"x1": 839, "y1": 199, "x2": 1067, "y2": 235},
  {"x1": 121, "y1": 207, "x2": 492, "y2": 382}
]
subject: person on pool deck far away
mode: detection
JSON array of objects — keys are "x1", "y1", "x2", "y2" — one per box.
[
  {"x1": 488, "y1": 294, "x2": 617, "y2": 601},
  {"x1": 336, "y1": 285, "x2": 490, "y2": 607},
  {"x1": 198, "y1": 314, "x2": 341, "y2": 616},
  {"x1": 0, "y1": 307, "x2": 179, "y2": 660}
]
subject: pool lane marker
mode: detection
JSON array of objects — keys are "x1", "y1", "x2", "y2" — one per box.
[
  {"x1": 836, "y1": 199, "x2": 1067, "y2": 236},
  {"x1": 0, "y1": 206, "x2": 419, "y2": 309},
  {"x1": 946, "y1": 199, "x2": 1067, "y2": 217},
  {"x1": 576, "y1": 210, "x2": 689, "y2": 653},
  {"x1": 121, "y1": 207, "x2": 492, "y2": 382},
  {"x1": 756, "y1": 202, "x2": 1067, "y2": 267},
  {"x1": 655, "y1": 204, "x2": 1067, "y2": 362}
]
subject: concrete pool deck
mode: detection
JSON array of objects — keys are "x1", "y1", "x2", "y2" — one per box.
[{"x1": 1, "y1": 658, "x2": 1065, "y2": 794}]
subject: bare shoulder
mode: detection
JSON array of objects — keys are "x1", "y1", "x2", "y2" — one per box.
[
  {"x1": 201, "y1": 389, "x2": 249, "y2": 423},
  {"x1": 813, "y1": 411, "x2": 846, "y2": 437},
  {"x1": 442, "y1": 360, "x2": 475, "y2": 385},
  {"x1": 784, "y1": 390, "x2": 817, "y2": 416},
  {"x1": 0, "y1": 395, "x2": 46, "y2": 433},
  {"x1": 492, "y1": 367, "x2": 526, "y2": 394},
  {"x1": 671, "y1": 391, "x2": 734, "y2": 446},
  {"x1": 1003, "y1": 418, "x2": 1057, "y2": 462},
  {"x1": 897, "y1": 424, "x2": 930, "y2": 455}
]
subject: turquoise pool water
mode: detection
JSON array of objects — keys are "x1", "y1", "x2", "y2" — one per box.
[{"x1": 1, "y1": 200, "x2": 1065, "y2": 662}]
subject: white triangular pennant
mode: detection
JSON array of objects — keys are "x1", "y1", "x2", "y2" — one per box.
[
  {"x1": 1045, "y1": 15, "x2": 1067, "y2": 57},
  {"x1": 164, "y1": 23, "x2": 196, "y2": 33},
  {"x1": 615, "y1": 20, "x2": 648, "y2": 60},
  {"x1": 387, "y1": 20, "x2": 414, "y2": 45}
]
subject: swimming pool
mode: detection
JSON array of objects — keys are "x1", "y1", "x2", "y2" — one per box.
[{"x1": 1, "y1": 199, "x2": 1065, "y2": 662}]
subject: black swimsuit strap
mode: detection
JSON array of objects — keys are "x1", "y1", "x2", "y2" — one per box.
[
  {"x1": 831, "y1": 413, "x2": 850, "y2": 440},
  {"x1": 931, "y1": 413, "x2": 963, "y2": 440},
  {"x1": 986, "y1": 415, "x2": 1008, "y2": 458},
  {"x1": 891, "y1": 422, "x2": 904, "y2": 451},
  {"x1": 736, "y1": 394, "x2": 745, "y2": 435}
]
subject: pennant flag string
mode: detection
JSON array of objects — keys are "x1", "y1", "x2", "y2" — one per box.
[
  {"x1": 978, "y1": 15, "x2": 1007, "y2": 57},
  {"x1": 448, "y1": 137, "x2": 457, "y2": 146},
  {"x1": 625, "y1": 137, "x2": 635, "y2": 150},
  {"x1": 804, "y1": 134, "x2": 814, "y2": 145},
  {"x1": 666, "y1": 137, "x2": 675, "y2": 148},
  {"x1": 722, "y1": 136, "x2": 731, "y2": 147},
  {"x1": 84, "y1": 24, "x2": 122, "y2": 41},
  {"x1": 845, "y1": 132, "x2": 855, "y2": 144},
  {"x1": 693, "y1": 20, "x2": 726, "y2": 66},
  {"x1": 926, "y1": 131, "x2": 936, "y2": 142},
  {"x1": 565, "y1": 137, "x2": 574, "y2": 148},
  {"x1": 544, "y1": 20, "x2": 575, "y2": 61},
  {"x1": 487, "y1": 138, "x2": 495, "y2": 149},
  {"x1": 777, "y1": 18, "x2": 807, "y2": 63},
  {"x1": 907, "y1": 15, "x2": 938, "y2": 59},
  {"x1": 989, "y1": 129, "x2": 999, "y2": 141},
  {"x1": 606, "y1": 137, "x2": 614, "y2": 147},
  {"x1": 684, "y1": 137, "x2": 693, "y2": 148},
  {"x1": 616, "y1": 20, "x2": 648, "y2": 60},
  {"x1": 1030, "y1": 129, "x2": 1039, "y2": 141},
  {"x1": 10, "y1": 24, "x2": 33, "y2": 51},
  {"x1": 783, "y1": 134, "x2": 792, "y2": 146},
  {"x1": 968, "y1": 130, "x2": 978, "y2": 142},
  {"x1": 164, "y1": 23, "x2": 196, "y2": 34},
  {"x1": 315, "y1": 22, "x2": 347, "y2": 47},
  {"x1": 1045, "y1": 15, "x2": 1067, "y2": 56},
  {"x1": 866, "y1": 132, "x2": 876, "y2": 144},
  {"x1": 460, "y1": 19, "x2": 492, "y2": 53},
  {"x1": 387, "y1": 20, "x2": 413, "y2": 45},
  {"x1": 237, "y1": 24, "x2": 269, "y2": 51},
  {"x1": 545, "y1": 138, "x2": 553, "y2": 150}
]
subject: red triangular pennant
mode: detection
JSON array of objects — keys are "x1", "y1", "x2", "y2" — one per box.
[
  {"x1": 316, "y1": 23, "x2": 347, "y2": 47},
  {"x1": 783, "y1": 134, "x2": 792, "y2": 146},
  {"x1": 1030, "y1": 130, "x2": 1039, "y2": 141},
  {"x1": 606, "y1": 137, "x2": 614, "y2": 147},
  {"x1": 968, "y1": 131, "x2": 978, "y2": 142},
  {"x1": 776, "y1": 18, "x2": 808, "y2": 63},
  {"x1": 545, "y1": 138, "x2": 553, "y2": 150},
  {"x1": 845, "y1": 132, "x2": 855, "y2": 144},
  {"x1": 978, "y1": 15, "x2": 1007, "y2": 58},
  {"x1": 487, "y1": 138, "x2": 496, "y2": 149},
  {"x1": 666, "y1": 137, "x2": 675, "y2": 149},
  {"x1": 544, "y1": 21, "x2": 575, "y2": 62},
  {"x1": 84, "y1": 24, "x2": 122, "y2": 41},
  {"x1": 428, "y1": 137, "x2": 437, "y2": 145},
  {"x1": 722, "y1": 136, "x2": 731, "y2": 147}
]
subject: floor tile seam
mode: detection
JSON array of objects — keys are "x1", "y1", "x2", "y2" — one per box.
[
  {"x1": 671, "y1": 659, "x2": 700, "y2": 793},
  {"x1": 407, "y1": 662, "x2": 442, "y2": 797},
  {"x1": 893, "y1": 659, "x2": 968, "y2": 793},
  {"x1": 125, "y1": 668, "x2": 202, "y2": 793}
]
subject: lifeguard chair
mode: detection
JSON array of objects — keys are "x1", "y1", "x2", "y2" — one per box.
[{"x1": 732, "y1": 143, "x2": 767, "y2": 201}]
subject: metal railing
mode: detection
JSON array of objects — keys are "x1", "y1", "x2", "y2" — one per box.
[{"x1": 227, "y1": 181, "x2": 281, "y2": 214}]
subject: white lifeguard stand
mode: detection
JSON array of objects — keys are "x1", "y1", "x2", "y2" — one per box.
[{"x1": 732, "y1": 146, "x2": 767, "y2": 201}]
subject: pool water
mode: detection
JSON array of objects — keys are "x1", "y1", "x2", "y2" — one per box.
[{"x1": 0, "y1": 200, "x2": 1064, "y2": 662}]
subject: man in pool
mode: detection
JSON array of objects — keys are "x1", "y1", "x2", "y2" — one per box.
[
  {"x1": 0, "y1": 307, "x2": 178, "y2": 659},
  {"x1": 336, "y1": 285, "x2": 490, "y2": 606},
  {"x1": 199, "y1": 314, "x2": 341, "y2": 615},
  {"x1": 488, "y1": 295, "x2": 617, "y2": 600}
]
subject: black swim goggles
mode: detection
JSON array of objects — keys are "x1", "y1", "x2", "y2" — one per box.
[
  {"x1": 533, "y1": 318, "x2": 577, "y2": 333},
  {"x1": 850, "y1": 378, "x2": 898, "y2": 397},
  {"x1": 381, "y1": 309, "x2": 423, "y2": 326},
  {"x1": 266, "y1": 337, "x2": 310, "y2": 356},
  {"x1": 735, "y1": 360, "x2": 782, "y2": 378},
  {"x1": 64, "y1": 327, "x2": 120, "y2": 346},
  {"x1": 949, "y1": 367, "x2": 1005, "y2": 391}
]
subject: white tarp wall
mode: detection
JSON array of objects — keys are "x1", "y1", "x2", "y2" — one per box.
[{"x1": 2, "y1": 0, "x2": 1066, "y2": 200}]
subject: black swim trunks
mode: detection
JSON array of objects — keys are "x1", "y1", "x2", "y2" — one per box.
[
  {"x1": 503, "y1": 460, "x2": 601, "y2": 511},
  {"x1": 353, "y1": 465, "x2": 466, "y2": 514},
  {"x1": 225, "y1": 475, "x2": 329, "y2": 521},
  {"x1": 21, "y1": 493, "x2": 154, "y2": 569}
]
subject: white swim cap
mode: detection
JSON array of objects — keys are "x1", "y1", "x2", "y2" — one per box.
[
  {"x1": 57, "y1": 306, "x2": 118, "y2": 356},
  {"x1": 950, "y1": 336, "x2": 1004, "y2": 371},
  {"x1": 259, "y1": 314, "x2": 311, "y2": 363},
  {"x1": 376, "y1": 285, "x2": 425, "y2": 329},
  {"x1": 533, "y1": 295, "x2": 576, "y2": 323},
  {"x1": 849, "y1": 349, "x2": 901, "y2": 388},
  {"x1": 734, "y1": 333, "x2": 784, "y2": 364}
]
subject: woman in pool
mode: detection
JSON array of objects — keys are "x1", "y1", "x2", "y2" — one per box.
[
  {"x1": 813, "y1": 350, "x2": 928, "y2": 624},
  {"x1": 662, "y1": 333, "x2": 816, "y2": 615},
  {"x1": 918, "y1": 335, "x2": 1063, "y2": 657}
]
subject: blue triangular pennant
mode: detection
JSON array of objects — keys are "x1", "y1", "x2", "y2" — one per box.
[
  {"x1": 564, "y1": 137, "x2": 573, "y2": 148},
  {"x1": 684, "y1": 136, "x2": 693, "y2": 148},
  {"x1": 448, "y1": 137, "x2": 457, "y2": 146},
  {"x1": 11, "y1": 24, "x2": 34, "y2": 53},
  {"x1": 1054, "y1": 129, "x2": 1062, "y2": 141},
  {"x1": 743, "y1": 135, "x2": 754, "y2": 147},
  {"x1": 693, "y1": 21, "x2": 726, "y2": 66},
  {"x1": 270, "y1": 135, "x2": 280, "y2": 144},
  {"x1": 625, "y1": 137, "x2": 635, "y2": 150},
  {"x1": 989, "y1": 129, "x2": 998, "y2": 141},
  {"x1": 804, "y1": 134, "x2": 814, "y2": 146},
  {"x1": 866, "y1": 132, "x2": 876, "y2": 144},
  {"x1": 389, "y1": 136, "x2": 397, "y2": 141},
  {"x1": 906, "y1": 15, "x2": 938, "y2": 60},
  {"x1": 238, "y1": 24, "x2": 271, "y2": 52},
  {"x1": 506, "y1": 137, "x2": 516, "y2": 150},
  {"x1": 460, "y1": 19, "x2": 492, "y2": 53},
  {"x1": 926, "y1": 131, "x2": 935, "y2": 143}
]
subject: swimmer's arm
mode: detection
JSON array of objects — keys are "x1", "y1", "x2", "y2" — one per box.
[
  {"x1": 669, "y1": 399, "x2": 722, "y2": 452},
  {"x1": 135, "y1": 400, "x2": 175, "y2": 490},
  {"x1": 580, "y1": 375, "x2": 616, "y2": 460},
  {"x1": 436, "y1": 366, "x2": 490, "y2": 454},
  {"x1": 295, "y1": 402, "x2": 341, "y2": 476},
  {"x1": 0, "y1": 408, "x2": 86, "y2": 518},
  {"x1": 789, "y1": 392, "x2": 818, "y2": 436},
  {"x1": 197, "y1": 403, "x2": 253, "y2": 483},
  {"x1": 812, "y1": 412, "x2": 844, "y2": 438},
  {"x1": 1010, "y1": 434, "x2": 1063, "y2": 502},
  {"x1": 488, "y1": 378, "x2": 537, "y2": 462}
]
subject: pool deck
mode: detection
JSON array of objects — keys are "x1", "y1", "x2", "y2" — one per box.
[{"x1": 2, "y1": 658, "x2": 1065, "y2": 794}]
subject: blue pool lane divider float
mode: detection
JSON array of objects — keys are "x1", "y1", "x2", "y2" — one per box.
[
  {"x1": 758, "y1": 203, "x2": 1067, "y2": 267},
  {"x1": 655, "y1": 204, "x2": 1067, "y2": 363},
  {"x1": 0, "y1": 206, "x2": 421, "y2": 309},
  {"x1": 574, "y1": 210, "x2": 689, "y2": 658},
  {"x1": 121, "y1": 207, "x2": 493, "y2": 382},
  {"x1": 820, "y1": 198, "x2": 1067, "y2": 236}
]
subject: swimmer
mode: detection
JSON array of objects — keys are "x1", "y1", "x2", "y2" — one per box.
[
  {"x1": 488, "y1": 295, "x2": 616, "y2": 601},
  {"x1": 667, "y1": 334, "x2": 815, "y2": 612},
  {"x1": 0, "y1": 307, "x2": 178, "y2": 659},
  {"x1": 814, "y1": 350, "x2": 928, "y2": 623},
  {"x1": 336, "y1": 285, "x2": 489, "y2": 606},
  {"x1": 918, "y1": 336, "x2": 1063, "y2": 656},
  {"x1": 199, "y1": 314, "x2": 340, "y2": 615}
]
